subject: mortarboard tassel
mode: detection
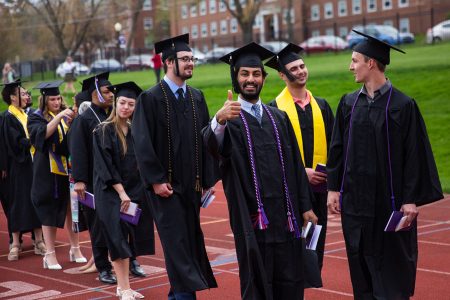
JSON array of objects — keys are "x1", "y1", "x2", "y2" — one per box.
[
  {"x1": 195, "y1": 175, "x2": 201, "y2": 192},
  {"x1": 253, "y1": 207, "x2": 269, "y2": 230}
]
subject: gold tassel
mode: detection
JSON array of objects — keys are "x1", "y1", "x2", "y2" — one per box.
[
  {"x1": 168, "y1": 169, "x2": 172, "y2": 184},
  {"x1": 195, "y1": 175, "x2": 201, "y2": 192}
]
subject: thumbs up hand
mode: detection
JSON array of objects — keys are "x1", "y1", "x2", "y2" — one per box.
[{"x1": 216, "y1": 90, "x2": 241, "y2": 125}]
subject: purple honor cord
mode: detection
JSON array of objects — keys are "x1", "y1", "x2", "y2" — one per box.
[
  {"x1": 339, "y1": 86, "x2": 396, "y2": 211},
  {"x1": 239, "y1": 105, "x2": 301, "y2": 238}
]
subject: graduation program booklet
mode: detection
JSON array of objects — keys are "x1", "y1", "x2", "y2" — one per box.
[
  {"x1": 201, "y1": 188, "x2": 216, "y2": 208},
  {"x1": 384, "y1": 211, "x2": 413, "y2": 232},
  {"x1": 122, "y1": 202, "x2": 138, "y2": 217},
  {"x1": 312, "y1": 163, "x2": 327, "y2": 193},
  {"x1": 302, "y1": 222, "x2": 323, "y2": 250}
]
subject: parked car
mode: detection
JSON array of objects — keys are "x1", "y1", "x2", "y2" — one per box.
[
  {"x1": 56, "y1": 61, "x2": 89, "y2": 77},
  {"x1": 427, "y1": 20, "x2": 450, "y2": 43},
  {"x1": 191, "y1": 47, "x2": 206, "y2": 65},
  {"x1": 347, "y1": 25, "x2": 414, "y2": 48},
  {"x1": 204, "y1": 47, "x2": 235, "y2": 63},
  {"x1": 260, "y1": 41, "x2": 289, "y2": 53},
  {"x1": 90, "y1": 59, "x2": 122, "y2": 73},
  {"x1": 124, "y1": 55, "x2": 153, "y2": 71},
  {"x1": 300, "y1": 35, "x2": 348, "y2": 53}
]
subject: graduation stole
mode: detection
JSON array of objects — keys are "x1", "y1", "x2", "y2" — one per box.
[
  {"x1": 48, "y1": 111, "x2": 69, "y2": 176},
  {"x1": 240, "y1": 105, "x2": 301, "y2": 238},
  {"x1": 275, "y1": 87, "x2": 327, "y2": 168},
  {"x1": 8, "y1": 104, "x2": 35, "y2": 158}
]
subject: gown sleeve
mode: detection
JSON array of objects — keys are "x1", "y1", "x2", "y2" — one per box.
[
  {"x1": 27, "y1": 112, "x2": 48, "y2": 152},
  {"x1": 131, "y1": 91, "x2": 167, "y2": 188},
  {"x1": 0, "y1": 114, "x2": 7, "y2": 171},
  {"x1": 327, "y1": 96, "x2": 346, "y2": 192},
  {"x1": 93, "y1": 126, "x2": 122, "y2": 190},
  {"x1": 3, "y1": 115, "x2": 31, "y2": 164},
  {"x1": 67, "y1": 115, "x2": 90, "y2": 184}
]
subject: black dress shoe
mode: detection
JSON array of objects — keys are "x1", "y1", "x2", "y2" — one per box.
[
  {"x1": 130, "y1": 260, "x2": 146, "y2": 277},
  {"x1": 98, "y1": 270, "x2": 117, "y2": 284}
]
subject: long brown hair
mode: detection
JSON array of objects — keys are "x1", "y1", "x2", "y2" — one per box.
[
  {"x1": 38, "y1": 94, "x2": 68, "y2": 121},
  {"x1": 99, "y1": 95, "x2": 131, "y2": 156}
]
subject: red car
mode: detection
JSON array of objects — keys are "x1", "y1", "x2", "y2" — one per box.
[{"x1": 300, "y1": 35, "x2": 348, "y2": 54}]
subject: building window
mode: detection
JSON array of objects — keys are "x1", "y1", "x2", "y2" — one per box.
[
  {"x1": 339, "y1": 26, "x2": 348, "y2": 38},
  {"x1": 324, "y1": 3, "x2": 333, "y2": 19},
  {"x1": 367, "y1": 0, "x2": 376, "y2": 12},
  {"x1": 200, "y1": 1, "x2": 207, "y2": 16},
  {"x1": 230, "y1": 18, "x2": 238, "y2": 33},
  {"x1": 399, "y1": 18, "x2": 409, "y2": 32},
  {"x1": 338, "y1": 0, "x2": 347, "y2": 17},
  {"x1": 219, "y1": 1, "x2": 226, "y2": 12},
  {"x1": 192, "y1": 25, "x2": 198, "y2": 38},
  {"x1": 210, "y1": 22, "x2": 218, "y2": 36},
  {"x1": 312, "y1": 30, "x2": 320, "y2": 37},
  {"x1": 398, "y1": 0, "x2": 409, "y2": 8},
  {"x1": 383, "y1": 0, "x2": 392, "y2": 10},
  {"x1": 209, "y1": 0, "x2": 217, "y2": 14},
  {"x1": 283, "y1": 8, "x2": 295, "y2": 24},
  {"x1": 325, "y1": 28, "x2": 334, "y2": 36},
  {"x1": 201, "y1": 23, "x2": 208, "y2": 37},
  {"x1": 143, "y1": 17, "x2": 153, "y2": 30},
  {"x1": 229, "y1": 0, "x2": 235, "y2": 10},
  {"x1": 311, "y1": 5, "x2": 320, "y2": 21},
  {"x1": 253, "y1": 14, "x2": 262, "y2": 28},
  {"x1": 181, "y1": 5, "x2": 188, "y2": 19},
  {"x1": 143, "y1": 0, "x2": 152, "y2": 11},
  {"x1": 190, "y1": 4, "x2": 197, "y2": 17},
  {"x1": 182, "y1": 26, "x2": 189, "y2": 34},
  {"x1": 220, "y1": 19, "x2": 228, "y2": 34},
  {"x1": 353, "y1": 0, "x2": 361, "y2": 14},
  {"x1": 384, "y1": 19, "x2": 393, "y2": 26}
]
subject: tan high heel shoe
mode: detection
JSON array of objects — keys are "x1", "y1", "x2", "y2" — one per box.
[
  {"x1": 43, "y1": 251, "x2": 62, "y2": 270},
  {"x1": 34, "y1": 240, "x2": 47, "y2": 256},
  {"x1": 69, "y1": 246, "x2": 87, "y2": 263},
  {"x1": 8, "y1": 245, "x2": 20, "y2": 261},
  {"x1": 118, "y1": 289, "x2": 137, "y2": 300},
  {"x1": 116, "y1": 287, "x2": 144, "y2": 299}
]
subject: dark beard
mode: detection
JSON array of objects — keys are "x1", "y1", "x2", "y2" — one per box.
[
  {"x1": 180, "y1": 73, "x2": 193, "y2": 80},
  {"x1": 239, "y1": 84, "x2": 262, "y2": 102}
]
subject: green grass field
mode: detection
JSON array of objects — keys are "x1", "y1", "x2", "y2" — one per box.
[{"x1": 2, "y1": 42, "x2": 450, "y2": 192}]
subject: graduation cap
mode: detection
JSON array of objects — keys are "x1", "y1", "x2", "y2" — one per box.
[
  {"x1": 34, "y1": 80, "x2": 63, "y2": 97},
  {"x1": 352, "y1": 30, "x2": 405, "y2": 65},
  {"x1": 154, "y1": 33, "x2": 191, "y2": 61},
  {"x1": 1, "y1": 79, "x2": 24, "y2": 105},
  {"x1": 265, "y1": 43, "x2": 305, "y2": 81},
  {"x1": 108, "y1": 81, "x2": 143, "y2": 100},
  {"x1": 81, "y1": 72, "x2": 111, "y2": 102},
  {"x1": 219, "y1": 42, "x2": 275, "y2": 93}
]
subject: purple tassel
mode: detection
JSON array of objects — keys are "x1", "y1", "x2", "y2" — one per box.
[
  {"x1": 287, "y1": 212, "x2": 295, "y2": 232},
  {"x1": 292, "y1": 217, "x2": 301, "y2": 239},
  {"x1": 253, "y1": 208, "x2": 269, "y2": 230}
]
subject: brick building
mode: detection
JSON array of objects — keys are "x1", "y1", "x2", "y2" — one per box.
[{"x1": 132, "y1": 0, "x2": 449, "y2": 51}]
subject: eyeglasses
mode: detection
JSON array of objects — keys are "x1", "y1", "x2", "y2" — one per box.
[{"x1": 177, "y1": 56, "x2": 198, "y2": 63}]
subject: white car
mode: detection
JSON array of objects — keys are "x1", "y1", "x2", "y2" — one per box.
[
  {"x1": 427, "y1": 20, "x2": 450, "y2": 43},
  {"x1": 56, "y1": 61, "x2": 89, "y2": 77}
]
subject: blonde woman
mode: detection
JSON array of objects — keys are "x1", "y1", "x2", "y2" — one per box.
[
  {"x1": 93, "y1": 82, "x2": 154, "y2": 299},
  {"x1": 28, "y1": 80, "x2": 86, "y2": 269}
]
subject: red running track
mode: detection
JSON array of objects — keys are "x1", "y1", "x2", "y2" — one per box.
[{"x1": 0, "y1": 182, "x2": 449, "y2": 299}]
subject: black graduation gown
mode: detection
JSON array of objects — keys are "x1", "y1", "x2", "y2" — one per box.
[
  {"x1": 27, "y1": 110, "x2": 70, "y2": 228},
  {"x1": 203, "y1": 106, "x2": 314, "y2": 300},
  {"x1": 2, "y1": 111, "x2": 40, "y2": 232},
  {"x1": 132, "y1": 81, "x2": 218, "y2": 293},
  {"x1": 93, "y1": 124, "x2": 155, "y2": 261},
  {"x1": 0, "y1": 111, "x2": 9, "y2": 214},
  {"x1": 327, "y1": 87, "x2": 443, "y2": 299},
  {"x1": 269, "y1": 97, "x2": 334, "y2": 271}
]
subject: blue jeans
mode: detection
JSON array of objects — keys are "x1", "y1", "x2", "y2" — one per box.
[{"x1": 168, "y1": 290, "x2": 196, "y2": 300}]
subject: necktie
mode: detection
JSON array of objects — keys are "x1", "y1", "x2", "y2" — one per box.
[
  {"x1": 252, "y1": 104, "x2": 262, "y2": 124},
  {"x1": 176, "y1": 88, "x2": 185, "y2": 102}
]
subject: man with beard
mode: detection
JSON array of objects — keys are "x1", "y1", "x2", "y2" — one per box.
[
  {"x1": 327, "y1": 31, "x2": 443, "y2": 299},
  {"x1": 68, "y1": 72, "x2": 118, "y2": 283},
  {"x1": 132, "y1": 34, "x2": 218, "y2": 300},
  {"x1": 203, "y1": 43, "x2": 317, "y2": 300},
  {"x1": 265, "y1": 43, "x2": 334, "y2": 273}
]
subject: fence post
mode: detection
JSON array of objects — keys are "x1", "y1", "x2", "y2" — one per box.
[{"x1": 431, "y1": 7, "x2": 435, "y2": 45}]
